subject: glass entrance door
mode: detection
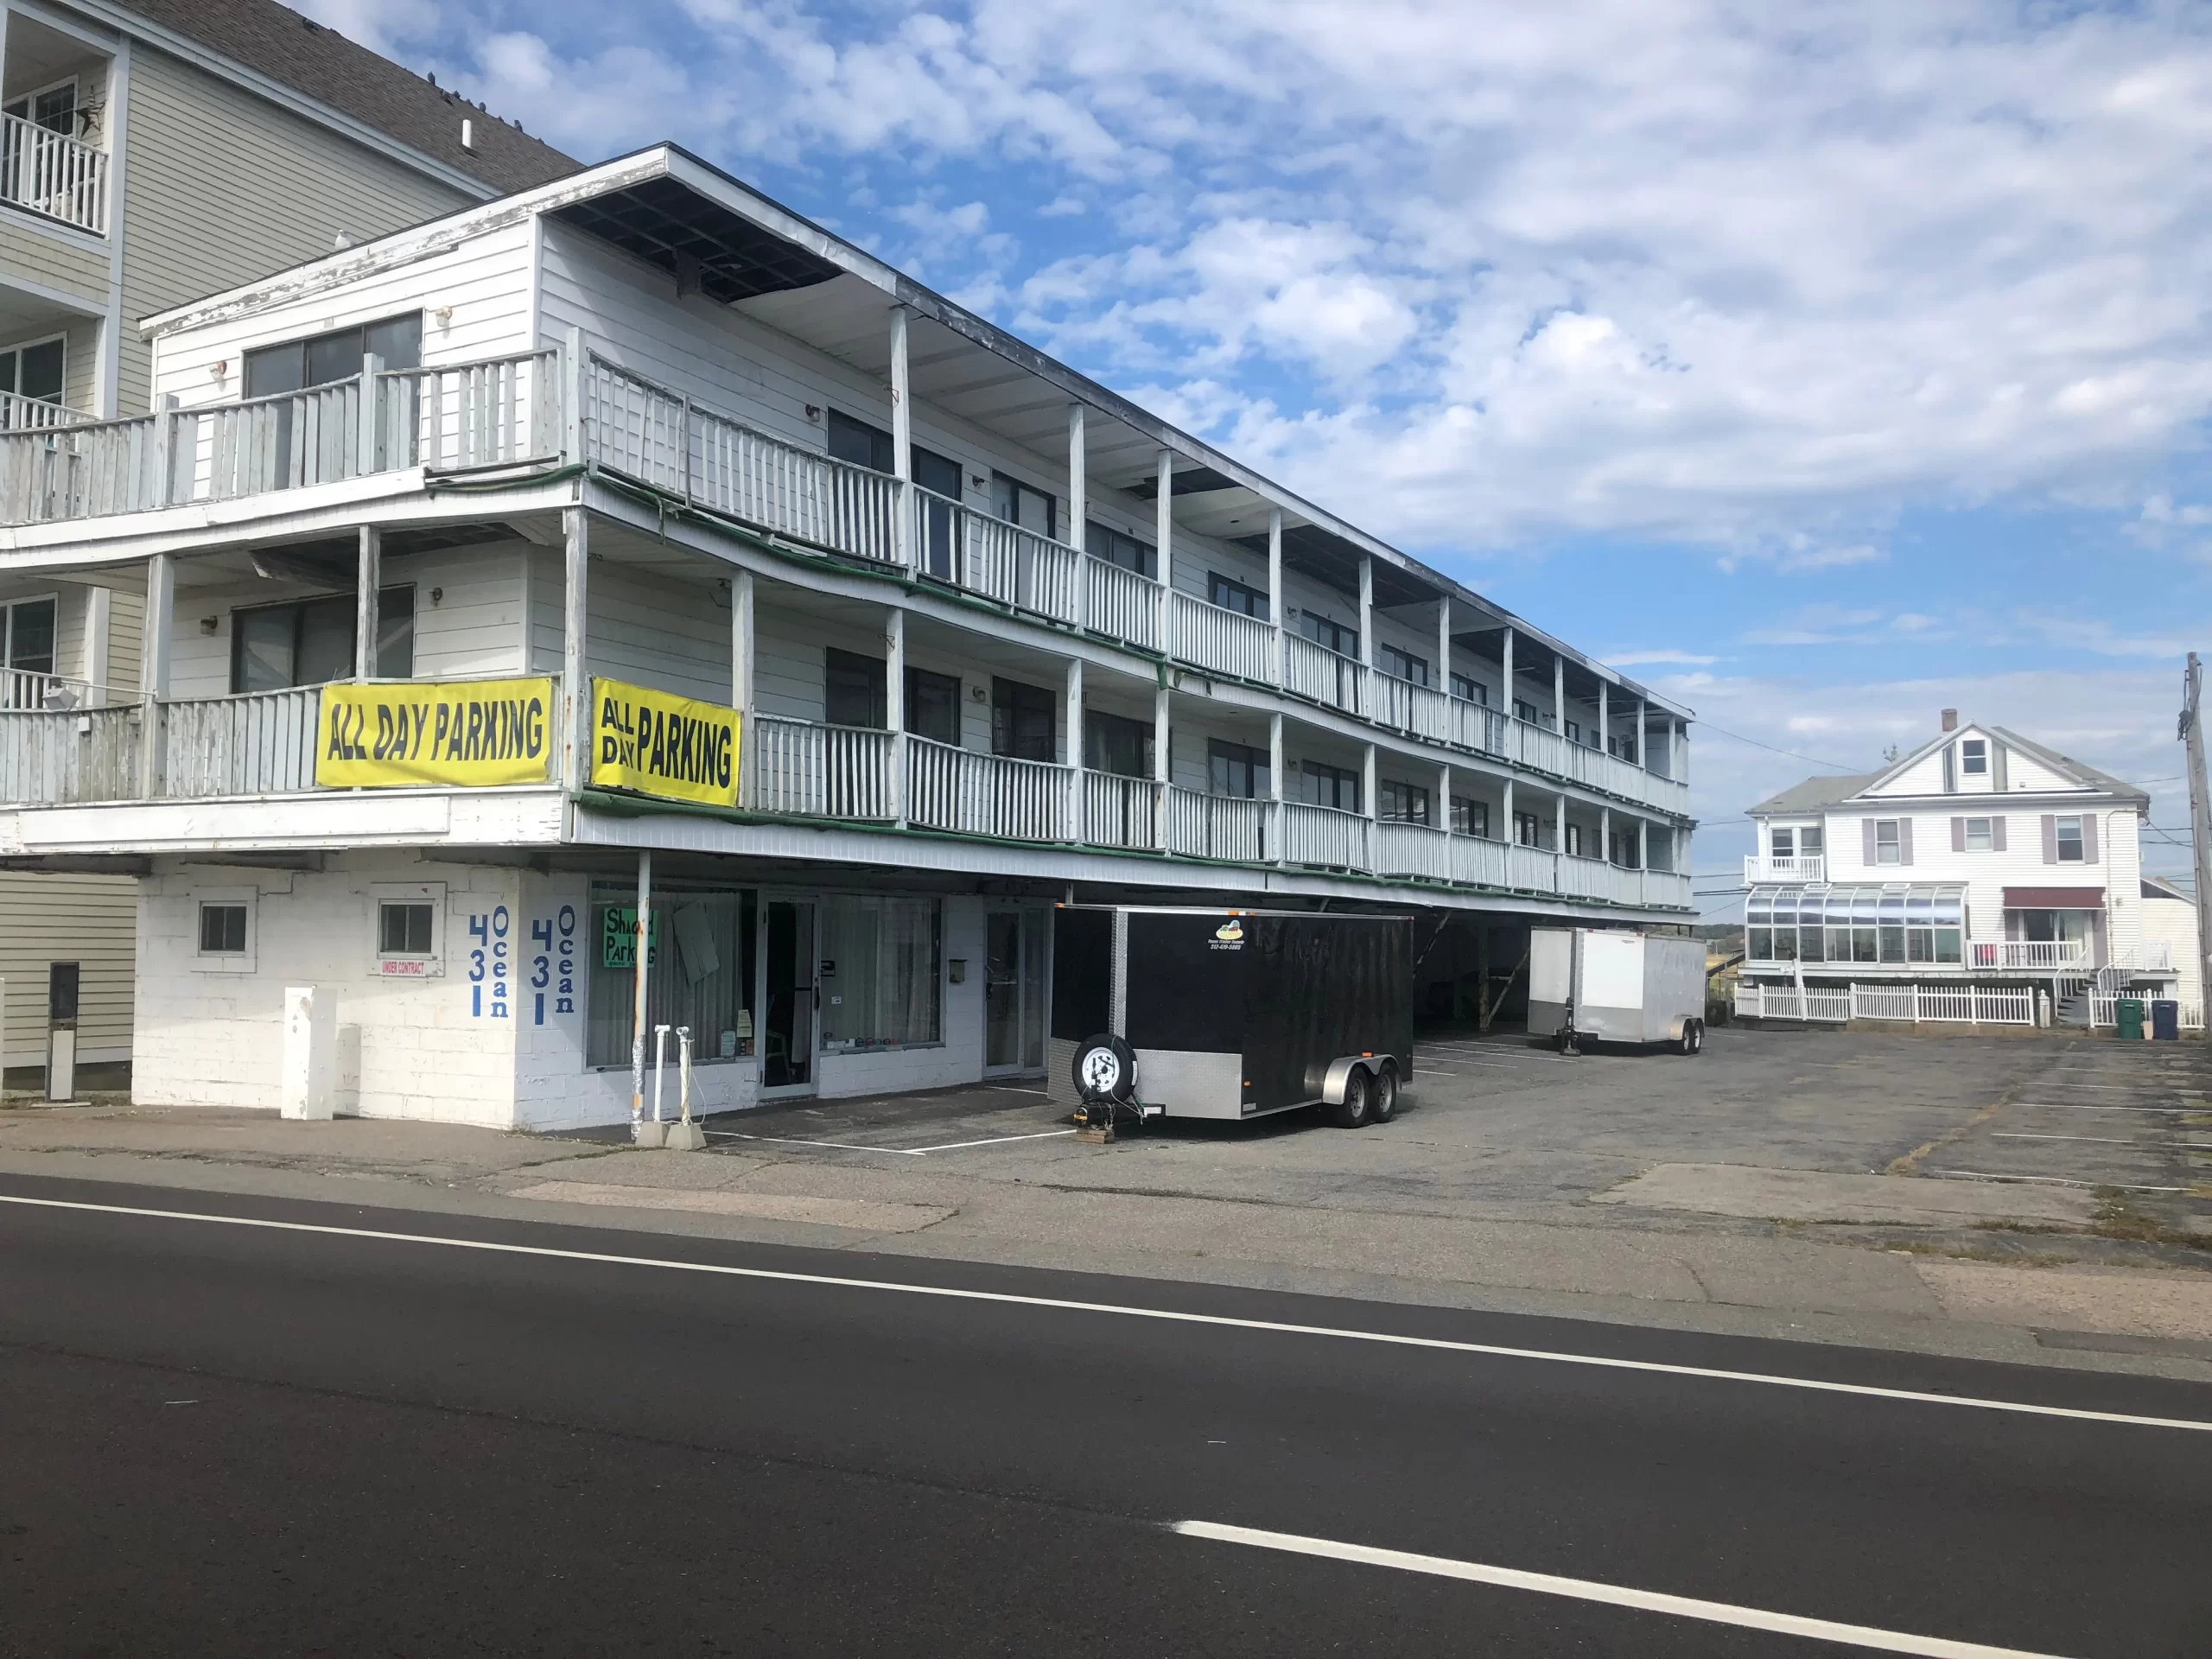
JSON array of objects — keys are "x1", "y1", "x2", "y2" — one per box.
[
  {"x1": 983, "y1": 910, "x2": 1046, "y2": 1075},
  {"x1": 761, "y1": 899, "x2": 817, "y2": 1095}
]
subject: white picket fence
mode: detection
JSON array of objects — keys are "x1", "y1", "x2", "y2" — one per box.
[
  {"x1": 1735, "y1": 982, "x2": 2037, "y2": 1026},
  {"x1": 2088, "y1": 994, "x2": 2204, "y2": 1033}
]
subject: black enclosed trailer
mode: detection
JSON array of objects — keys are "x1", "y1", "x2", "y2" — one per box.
[{"x1": 1047, "y1": 906, "x2": 1414, "y2": 1128}]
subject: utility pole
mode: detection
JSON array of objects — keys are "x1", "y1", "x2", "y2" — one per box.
[{"x1": 2183, "y1": 654, "x2": 2212, "y2": 1014}]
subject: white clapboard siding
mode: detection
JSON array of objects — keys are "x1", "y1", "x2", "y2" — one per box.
[
  {"x1": 0, "y1": 869, "x2": 137, "y2": 1065},
  {"x1": 121, "y1": 48, "x2": 475, "y2": 414},
  {"x1": 151, "y1": 220, "x2": 538, "y2": 409}
]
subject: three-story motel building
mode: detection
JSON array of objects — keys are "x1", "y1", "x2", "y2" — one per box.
[{"x1": 0, "y1": 145, "x2": 1694, "y2": 1129}]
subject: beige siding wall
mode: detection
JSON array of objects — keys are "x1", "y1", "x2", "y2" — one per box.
[
  {"x1": 0, "y1": 216, "x2": 105, "y2": 306},
  {"x1": 0, "y1": 870, "x2": 136, "y2": 1066},
  {"x1": 0, "y1": 315, "x2": 103, "y2": 411},
  {"x1": 118, "y1": 45, "x2": 474, "y2": 413},
  {"x1": 0, "y1": 573, "x2": 142, "y2": 701}
]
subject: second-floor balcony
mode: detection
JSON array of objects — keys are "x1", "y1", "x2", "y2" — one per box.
[
  {"x1": 0, "y1": 111, "x2": 106, "y2": 234},
  {"x1": 0, "y1": 681, "x2": 1691, "y2": 912},
  {"x1": 1745, "y1": 852, "x2": 1824, "y2": 883},
  {"x1": 0, "y1": 347, "x2": 1691, "y2": 821}
]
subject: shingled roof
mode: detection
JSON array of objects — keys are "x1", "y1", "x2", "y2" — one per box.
[{"x1": 114, "y1": 0, "x2": 580, "y2": 194}]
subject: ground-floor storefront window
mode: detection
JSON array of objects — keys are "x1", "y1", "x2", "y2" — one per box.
[
  {"x1": 819, "y1": 895, "x2": 941, "y2": 1052},
  {"x1": 587, "y1": 887, "x2": 756, "y2": 1068}
]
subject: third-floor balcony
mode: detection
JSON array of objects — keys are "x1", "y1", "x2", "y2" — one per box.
[
  {"x1": 0, "y1": 111, "x2": 107, "y2": 234},
  {"x1": 0, "y1": 348, "x2": 1693, "y2": 820}
]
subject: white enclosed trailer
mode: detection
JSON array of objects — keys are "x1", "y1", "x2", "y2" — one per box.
[{"x1": 1528, "y1": 928, "x2": 1708, "y2": 1054}]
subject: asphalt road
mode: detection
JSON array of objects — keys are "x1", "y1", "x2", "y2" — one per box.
[{"x1": 1, "y1": 1173, "x2": 2207, "y2": 1657}]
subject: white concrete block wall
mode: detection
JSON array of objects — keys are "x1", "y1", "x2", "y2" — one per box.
[{"x1": 133, "y1": 856, "x2": 523, "y2": 1126}]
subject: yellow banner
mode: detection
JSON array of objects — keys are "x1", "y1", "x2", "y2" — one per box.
[
  {"x1": 589, "y1": 677, "x2": 741, "y2": 808},
  {"x1": 315, "y1": 677, "x2": 554, "y2": 789}
]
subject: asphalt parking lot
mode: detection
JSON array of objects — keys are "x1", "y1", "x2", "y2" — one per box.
[{"x1": 690, "y1": 1025, "x2": 2211, "y2": 1253}]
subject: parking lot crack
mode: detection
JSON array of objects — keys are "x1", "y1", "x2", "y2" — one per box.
[{"x1": 1887, "y1": 1100, "x2": 2005, "y2": 1176}]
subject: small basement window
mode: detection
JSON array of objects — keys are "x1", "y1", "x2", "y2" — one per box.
[
  {"x1": 199, "y1": 903, "x2": 247, "y2": 955},
  {"x1": 378, "y1": 901, "x2": 435, "y2": 956}
]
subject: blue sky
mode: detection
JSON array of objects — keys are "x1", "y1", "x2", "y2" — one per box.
[{"x1": 310, "y1": 0, "x2": 2212, "y2": 903}]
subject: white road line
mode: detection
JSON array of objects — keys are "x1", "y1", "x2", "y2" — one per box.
[
  {"x1": 710, "y1": 1133, "x2": 925, "y2": 1157},
  {"x1": 905, "y1": 1128, "x2": 1078, "y2": 1154},
  {"x1": 1927, "y1": 1169, "x2": 2191, "y2": 1193},
  {"x1": 0, "y1": 1192, "x2": 2206, "y2": 1435},
  {"x1": 1171, "y1": 1521, "x2": 2075, "y2": 1658},
  {"x1": 2010, "y1": 1103, "x2": 2194, "y2": 1114},
  {"x1": 1993, "y1": 1133, "x2": 2150, "y2": 1146}
]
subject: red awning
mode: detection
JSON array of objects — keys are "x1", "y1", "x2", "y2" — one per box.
[{"x1": 2003, "y1": 887, "x2": 2104, "y2": 908}]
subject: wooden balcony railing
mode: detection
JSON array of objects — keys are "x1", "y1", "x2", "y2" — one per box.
[{"x1": 0, "y1": 112, "x2": 106, "y2": 232}]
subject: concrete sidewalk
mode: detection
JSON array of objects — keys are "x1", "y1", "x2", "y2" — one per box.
[{"x1": 3, "y1": 1096, "x2": 2210, "y2": 1384}]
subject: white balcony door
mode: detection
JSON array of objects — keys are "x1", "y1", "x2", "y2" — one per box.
[{"x1": 983, "y1": 909, "x2": 1046, "y2": 1075}]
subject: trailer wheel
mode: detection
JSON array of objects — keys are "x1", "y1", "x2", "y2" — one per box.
[
  {"x1": 1368, "y1": 1062, "x2": 1399, "y2": 1123},
  {"x1": 1677, "y1": 1019, "x2": 1704, "y2": 1057},
  {"x1": 1330, "y1": 1065, "x2": 1373, "y2": 1128},
  {"x1": 1073, "y1": 1033, "x2": 1136, "y2": 1105}
]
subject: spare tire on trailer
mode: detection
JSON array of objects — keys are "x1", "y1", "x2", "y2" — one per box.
[{"x1": 1073, "y1": 1033, "x2": 1136, "y2": 1106}]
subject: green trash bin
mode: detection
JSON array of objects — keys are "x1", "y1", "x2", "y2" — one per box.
[{"x1": 2115, "y1": 997, "x2": 2145, "y2": 1041}]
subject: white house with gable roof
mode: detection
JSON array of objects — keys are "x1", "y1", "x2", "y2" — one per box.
[{"x1": 1738, "y1": 710, "x2": 2187, "y2": 1028}]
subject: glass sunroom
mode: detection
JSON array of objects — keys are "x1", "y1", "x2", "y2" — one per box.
[{"x1": 1746, "y1": 885, "x2": 1965, "y2": 968}]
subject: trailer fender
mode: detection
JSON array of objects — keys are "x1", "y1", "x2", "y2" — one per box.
[{"x1": 1318, "y1": 1056, "x2": 1375, "y2": 1105}]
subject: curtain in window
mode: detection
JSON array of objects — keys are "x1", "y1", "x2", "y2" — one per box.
[{"x1": 820, "y1": 896, "x2": 940, "y2": 1050}]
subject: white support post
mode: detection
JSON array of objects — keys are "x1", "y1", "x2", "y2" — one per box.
[
  {"x1": 1597, "y1": 677, "x2": 1609, "y2": 756},
  {"x1": 732, "y1": 568, "x2": 754, "y2": 804},
  {"x1": 1554, "y1": 790, "x2": 1566, "y2": 855},
  {"x1": 1363, "y1": 741, "x2": 1378, "y2": 824},
  {"x1": 1436, "y1": 595, "x2": 1451, "y2": 694},
  {"x1": 1637, "y1": 817, "x2": 1649, "y2": 871},
  {"x1": 1600, "y1": 804, "x2": 1611, "y2": 868},
  {"x1": 1064, "y1": 655, "x2": 1084, "y2": 842},
  {"x1": 1357, "y1": 553, "x2": 1374, "y2": 668},
  {"x1": 1553, "y1": 653, "x2": 1565, "y2": 733},
  {"x1": 139, "y1": 551, "x2": 172, "y2": 798},
  {"x1": 1635, "y1": 696, "x2": 1646, "y2": 768},
  {"x1": 561, "y1": 505, "x2": 588, "y2": 793},
  {"x1": 1155, "y1": 447, "x2": 1174, "y2": 653},
  {"x1": 1153, "y1": 681, "x2": 1171, "y2": 788},
  {"x1": 887, "y1": 607, "x2": 907, "y2": 827},
  {"x1": 1437, "y1": 760, "x2": 1451, "y2": 834},
  {"x1": 82, "y1": 585, "x2": 110, "y2": 703},
  {"x1": 1268, "y1": 709, "x2": 1285, "y2": 866},
  {"x1": 1501, "y1": 625, "x2": 1515, "y2": 718},
  {"x1": 1067, "y1": 403, "x2": 1086, "y2": 550},
  {"x1": 1502, "y1": 776, "x2": 1515, "y2": 847},
  {"x1": 629, "y1": 850, "x2": 657, "y2": 1142},
  {"x1": 1268, "y1": 506, "x2": 1285, "y2": 686},
  {"x1": 563, "y1": 325, "x2": 587, "y2": 466},
  {"x1": 281, "y1": 986, "x2": 336, "y2": 1121},
  {"x1": 151, "y1": 394, "x2": 177, "y2": 509},
  {"x1": 888, "y1": 306, "x2": 912, "y2": 571},
  {"x1": 1678, "y1": 719, "x2": 1689, "y2": 785},
  {"x1": 357, "y1": 351, "x2": 382, "y2": 477},
  {"x1": 354, "y1": 524, "x2": 380, "y2": 681}
]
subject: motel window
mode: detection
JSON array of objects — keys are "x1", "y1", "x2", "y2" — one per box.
[
  {"x1": 1770, "y1": 827, "x2": 1795, "y2": 860},
  {"x1": 1452, "y1": 796, "x2": 1488, "y2": 838},
  {"x1": 991, "y1": 677, "x2": 1056, "y2": 762},
  {"x1": 1514, "y1": 810, "x2": 1542, "y2": 847},
  {"x1": 824, "y1": 648, "x2": 886, "y2": 729},
  {"x1": 819, "y1": 894, "x2": 941, "y2": 1051},
  {"x1": 1379, "y1": 780, "x2": 1430, "y2": 824},
  {"x1": 2055, "y1": 815, "x2": 2085, "y2": 862},
  {"x1": 1450, "y1": 672, "x2": 1485, "y2": 705},
  {"x1": 1513, "y1": 698, "x2": 1539, "y2": 723},
  {"x1": 0, "y1": 595, "x2": 56, "y2": 681},
  {"x1": 1087, "y1": 710, "x2": 1153, "y2": 779},
  {"x1": 1302, "y1": 760, "x2": 1361, "y2": 813},
  {"x1": 1209, "y1": 571, "x2": 1267, "y2": 618},
  {"x1": 587, "y1": 887, "x2": 756, "y2": 1070},
  {"x1": 1086, "y1": 523, "x2": 1155, "y2": 579},
  {"x1": 231, "y1": 586, "x2": 414, "y2": 693},
  {"x1": 1874, "y1": 819, "x2": 1902, "y2": 865},
  {"x1": 243, "y1": 313, "x2": 422, "y2": 398},
  {"x1": 1208, "y1": 738, "x2": 1268, "y2": 799},
  {"x1": 1564, "y1": 720, "x2": 1581, "y2": 744},
  {"x1": 1802, "y1": 824, "x2": 1824, "y2": 855},
  {"x1": 0, "y1": 336, "x2": 65, "y2": 416},
  {"x1": 1565, "y1": 823, "x2": 1586, "y2": 857},
  {"x1": 1961, "y1": 739, "x2": 1987, "y2": 776},
  {"x1": 991, "y1": 472, "x2": 1057, "y2": 542},
  {"x1": 1378, "y1": 645, "x2": 1428, "y2": 687},
  {"x1": 906, "y1": 667, "x2": 960, "y2": 746},
  {"x1": 1300, "y1": 613, "x2": 1358, "y2": 658}
]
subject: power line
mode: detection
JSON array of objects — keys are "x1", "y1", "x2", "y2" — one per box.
[{"x1": 1694, "y1": 722, "x2": 1866, "y2": 773}]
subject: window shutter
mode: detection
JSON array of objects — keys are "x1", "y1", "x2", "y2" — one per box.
[
  {"x1": 1897, "y1": 819, "x2": 1914, "y2": 866},
  {"x1": 1942, "y1": 747, "x2": 1955, "y2": 792},
  {"x1": 1861, "y1": 818, "x2": 1876, "y2": 866},
  {"x1": 2082, "y1": 815, "x2": 2098, "y2": 864},
  {"x1": 2041, "y1": 815, "x2": 2056, "y2": 864},
  {"x1": 1991, "y1": 816, "x2": 2007, "y2": 852},
  {"x1": 1992, "y1": 743, "x2": 2007, "y2": 791},
  {"x1": 1950, "y1": 817, "x2": 1965, "y2": 852}
]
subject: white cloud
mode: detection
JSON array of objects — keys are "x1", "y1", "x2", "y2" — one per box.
[{"x1": 1605, "y1": 649, "x2": 1720, "y2": 666}]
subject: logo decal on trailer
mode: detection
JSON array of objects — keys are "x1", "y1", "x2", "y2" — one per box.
[{"x1": 1212, "y1": 919, "x2": 1243, "y2": 950}]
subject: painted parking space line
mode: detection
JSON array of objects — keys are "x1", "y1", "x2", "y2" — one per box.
[
  {"x1": 904, "y1": 1128, "x2": 1079, "y2": 1154},
  {"x1": 4, "y1": 1192, "x2": 2209, "y2": 1435},
  {"x1": 709, "y1": 1132, "x2": 926, "y2": 1157},
  {"x1": 2009, "y1": 1103, "x2": 2196, "y2": 1114},
  {"x1": 1172, "y1": 1520, "x2": 2075, "y2": 1658},
  {"x1": 1994, "y1": 1133, "x2": 2156, "y2": 1146},
  {"x1": 1928, "y1": 1169, "x2": 2191, "y2": 1193}
]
